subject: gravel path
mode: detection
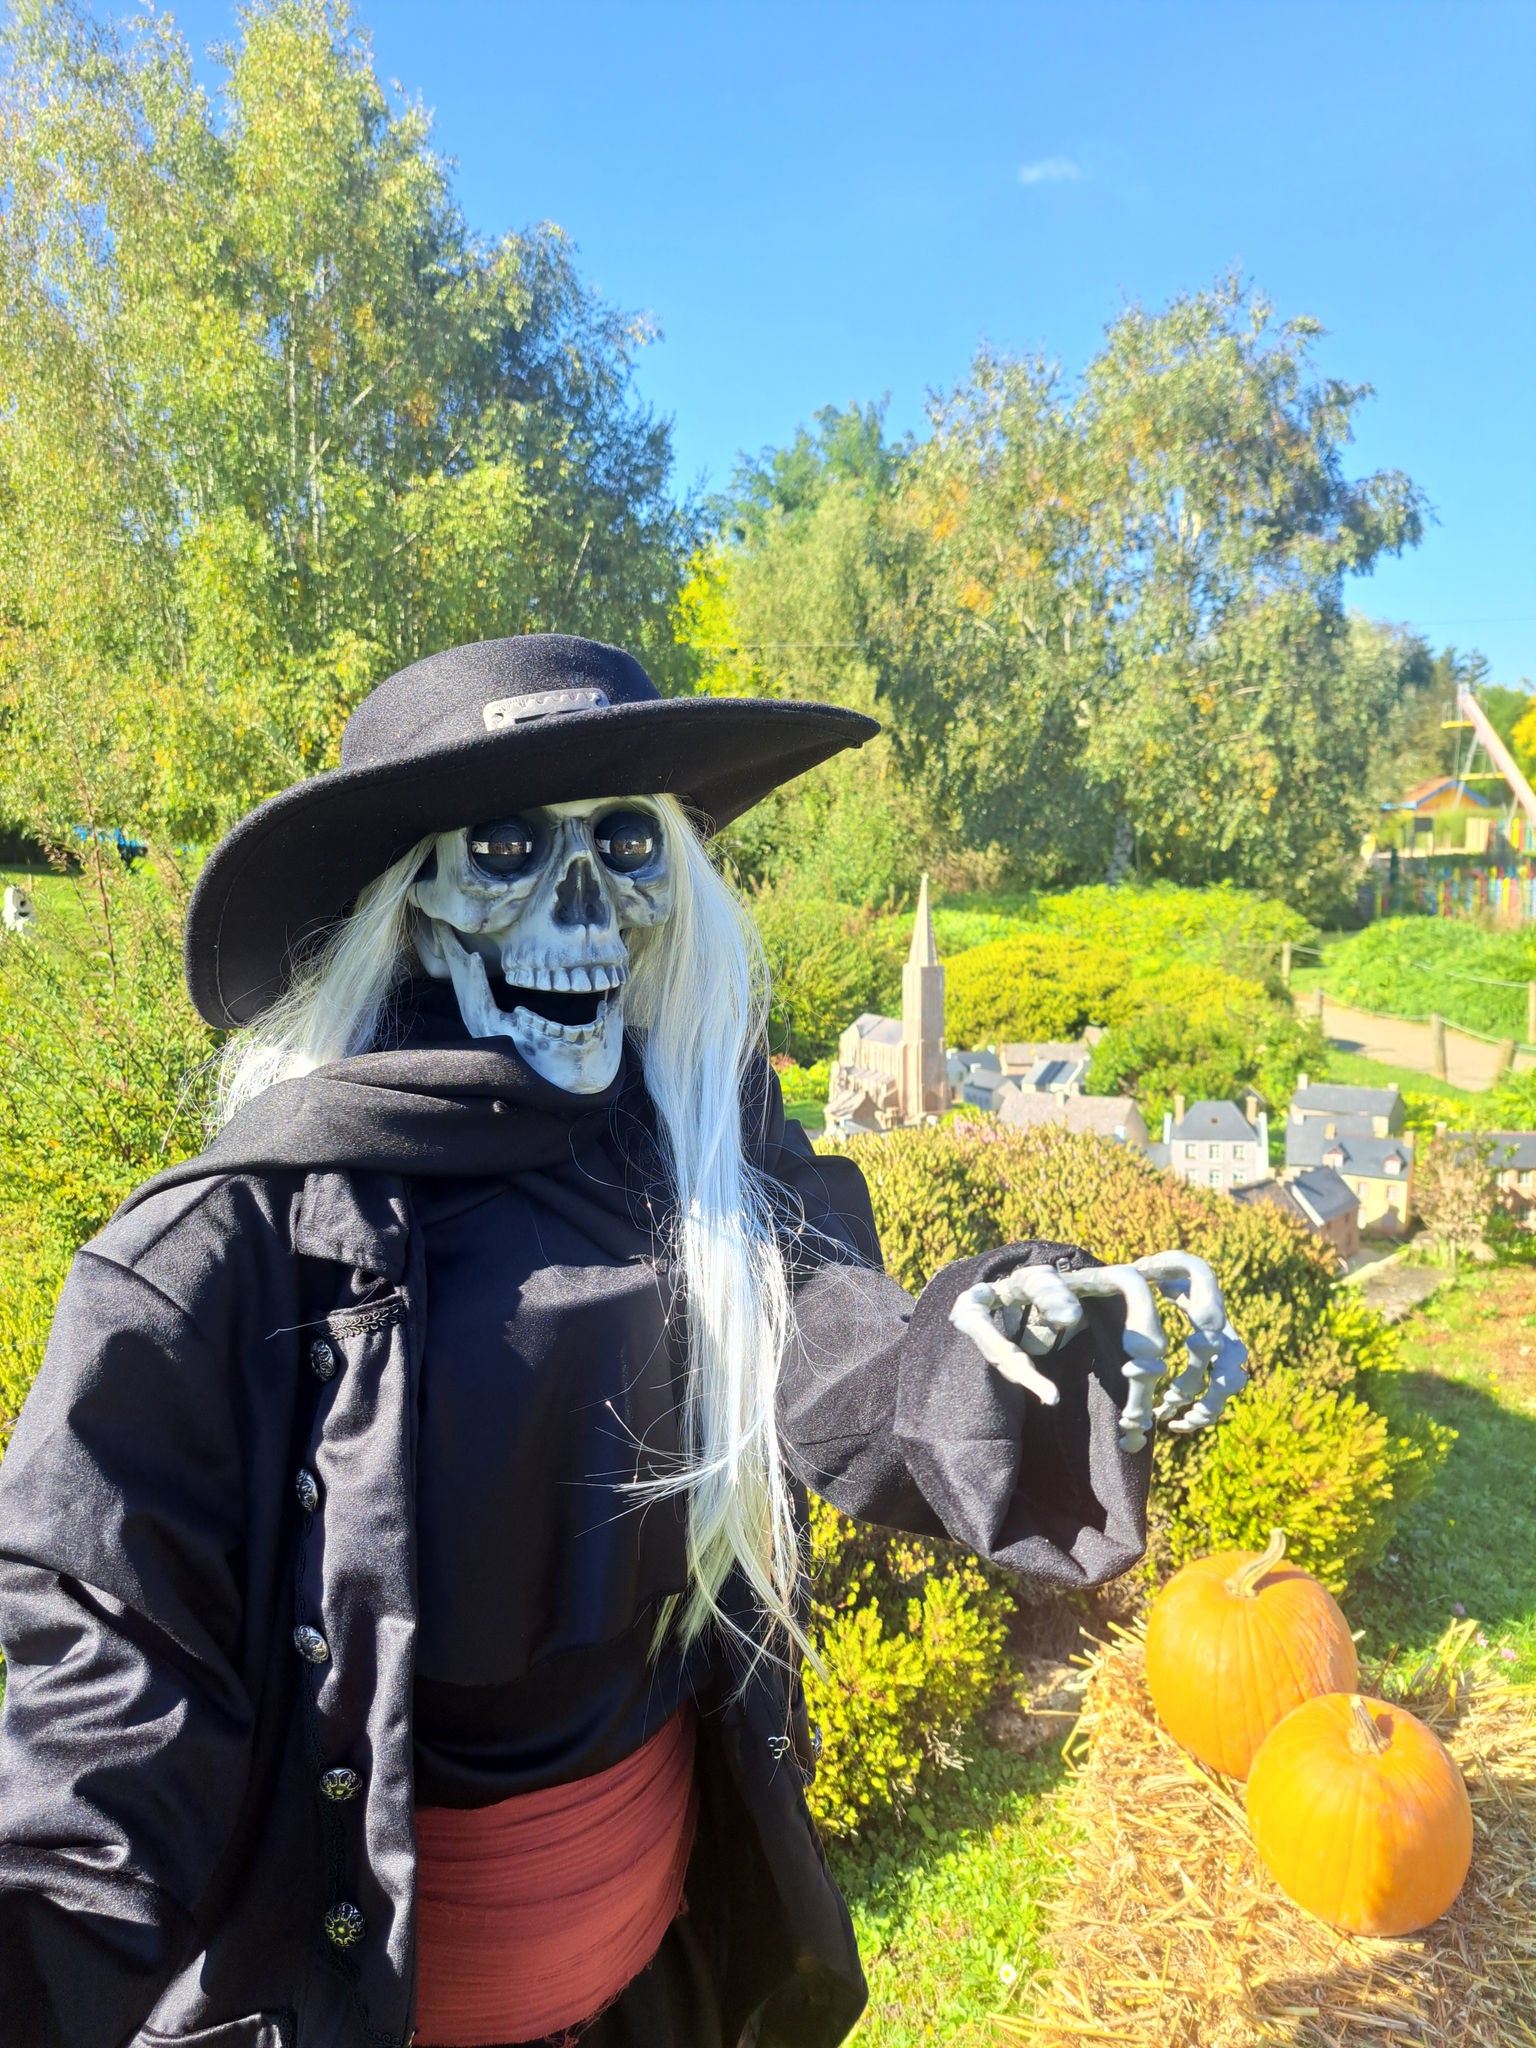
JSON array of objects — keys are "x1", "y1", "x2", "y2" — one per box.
[{"x1": 1297, "y1": 994, "x2": 1536, "y2": 1093}]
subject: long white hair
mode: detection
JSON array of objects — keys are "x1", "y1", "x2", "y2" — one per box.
[{"x1": 217, "y1": 796, "x2": 804, "y2": 1658}]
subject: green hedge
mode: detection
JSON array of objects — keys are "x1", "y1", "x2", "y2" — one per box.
[
  {"x1": 750, "y1": 890, "x2": 907, "y2": 1062},
  {"x1": 1315, "y1": 917, "x2": 1536, "y2": 1040}
]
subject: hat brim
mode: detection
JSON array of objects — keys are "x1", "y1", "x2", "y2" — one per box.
[{"x1": 186, "y1": 695, "x2": 879, "y2": 1027}]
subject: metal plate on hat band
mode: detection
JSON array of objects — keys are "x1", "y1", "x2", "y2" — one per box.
[{"x1": 482, "y1": 688, "x2": 609, "y2": 730}]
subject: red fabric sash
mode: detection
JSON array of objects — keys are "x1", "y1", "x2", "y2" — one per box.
[{"x1": 413, "y1": 1707, "x2": 698, "y2": 2047}]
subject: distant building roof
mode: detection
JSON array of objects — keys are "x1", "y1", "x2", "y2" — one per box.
[
  {"x1": 1454, "y1": 1130, "x2": 1536, "y2": 1172},
  {"x1": 1233, "y1": 1166, "x2": 1359, "y2": 1230},
  {"x1": 1020, "y1": 1056, "x2": 1090, "y2": 1095},
  {"x1": 1288, "y1": 1122, "x2": 1412, "y2": 1177},
  {"x1": 1397, "y1": 776, "x2": 1490, "y2": 811},
  {"x1": 999, "y1": 1092, "x2": 1145, "y2": 1144},
  {"x1": 1289, "y1": 1166, "x2": 1363, "y2": 1224},
  {"x1": 847, "y1": 1013, "x2": 902, "y2": 1047},
  {"x1": 1169, "y1": 1100, "x2": 1262, "y2": 1146},
  {"x1": 999, "y1": 1040, "x2": 1093, "y2": 1070},
  {"x1": 1291, "y1": 1083, "x2": 1402, "y2": 1121}
]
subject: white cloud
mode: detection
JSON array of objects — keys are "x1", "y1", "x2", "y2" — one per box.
[{"x1": 1018, "y1": 156, "x2": 1084, "y2": 187}]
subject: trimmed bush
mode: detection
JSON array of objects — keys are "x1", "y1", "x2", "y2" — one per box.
[
  {"x1": 803, "y1": 1497, "x2": 1013, "y2": 1839},
  {"x1": 1315, "y1": 916, "x2": 1536, "y2": 1039},
  {"x1": 925, "y1": 880, "x2": 1312, "y2": 981},
  {"x1": 750, "y1": 890, "x2": 907, "y2": 1061},
  {"x1": 1084, "y1": 965, "x2": 1328, "y2": 1127},
  {"x1": 944, "y1": 933, "x2": 1132, "y2": 1046}
]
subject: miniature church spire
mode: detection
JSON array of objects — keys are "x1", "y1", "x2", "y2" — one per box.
[
  {"x1": 900, "y1": 874, "x2": 948, "y2": 1121},
  {"x1": 908, "y1": 873, "x2": 939, "y2": 969}
]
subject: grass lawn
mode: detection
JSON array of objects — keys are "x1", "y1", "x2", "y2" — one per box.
[
  {"x1": 829, "y1": 1740, "x2": 1073, "y2": 2045},
  {"x1": 1352, "y1": 1264, "x2": 1536, "y2": 1684}
]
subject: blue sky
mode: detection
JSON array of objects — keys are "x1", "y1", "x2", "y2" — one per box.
[{"x1": 163, "y1": 0, "x2": 1535, "y2": 680}]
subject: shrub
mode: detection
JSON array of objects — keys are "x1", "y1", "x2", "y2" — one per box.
[
  {"x1": 1085, "y1": 967, "x2": 1327, "y2": 1128},
  {"x1": 750, "y1": 890, "x2": 907, "y2": 1061},
  {"x1": 1159, "y1": 1364, "x2": 1451, "y2": 1593},
  {"x1": 0, "y1": 855, "x2": 212, "y2": 1448},
  {"x1": 944, "y1": 933, "x2": 1132, "y2": 1046},
  {"x1": 924, "y1": 881, "x2": 1312, "y2": 983},
  {"x1": 1315, "y1": 917, "x2": 1536, "y2": 1039},
  {"x1": 803, "y1": 1497, "x2": 1013, "y2": 1839}
]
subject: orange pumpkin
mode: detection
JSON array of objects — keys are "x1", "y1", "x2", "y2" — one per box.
[
  {"x1": 1247, "y1": 1692, "x2": 1472, "y2": 1934},
  {"x1": 1144, "y1": 1529, "x2": 1357, "y2": 1779}
]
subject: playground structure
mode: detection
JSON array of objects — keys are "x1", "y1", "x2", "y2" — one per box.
[{"x1": 1367, "y1": 688, "x2": 1536, "y2": 925}]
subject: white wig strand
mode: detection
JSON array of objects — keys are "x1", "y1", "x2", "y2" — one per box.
[
  {"x1": 213, "y1": 798, "x2": 805, "y2": 1659},
  {"x1": 215, "y1": 834, "x2": 436, "y2": 1123},
  {"x1": 623, "y1": 795, "x2": 803, "y2": 1659}
]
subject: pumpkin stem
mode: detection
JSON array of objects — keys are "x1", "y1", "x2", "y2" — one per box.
[
  {"x1": 1225, "y1": 1528, "x2": 1287, "y2": 1599},
  {"x1": 1347, "y1": 1696, "x2": 1391, "y2": 1756}
]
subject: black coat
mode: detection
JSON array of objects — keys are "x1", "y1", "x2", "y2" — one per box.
[{"x1": 0, "y1": 1046, "x2": 1150, "y2": 2048}]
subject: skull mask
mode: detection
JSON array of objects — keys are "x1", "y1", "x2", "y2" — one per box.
[{"x1": 408, "y1": 796, "x2": 673, "y2": 1093}]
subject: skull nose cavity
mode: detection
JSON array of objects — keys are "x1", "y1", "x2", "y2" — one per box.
[{"x1": 554, "y1": 856, "x2": 610, "y2": 930}]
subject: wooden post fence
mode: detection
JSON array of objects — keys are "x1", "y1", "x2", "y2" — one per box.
[{"x1": 1430, "y1": 1012, "x2": 1448, "y2": 1082}]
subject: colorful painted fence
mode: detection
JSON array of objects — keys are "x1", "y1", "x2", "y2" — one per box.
[{"x1": 1360, "y1": 862, "x2": 1536, "y2": 926}]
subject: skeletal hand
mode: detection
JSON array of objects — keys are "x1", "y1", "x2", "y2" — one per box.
[{"x1": 947, "y1": 1251, "x2": 1249, "y2": 1453}]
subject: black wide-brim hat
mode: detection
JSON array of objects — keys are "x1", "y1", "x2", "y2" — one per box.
[{"x1": 185, "y1": 634, "x2": 879, "y2": 1028}]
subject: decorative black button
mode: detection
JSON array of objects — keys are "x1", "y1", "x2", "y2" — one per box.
[
  {"x1": 295, "y1": 1468, "x2": 320, "y2": 1514},
  {"x1": 324, "y1": 1901, "x2": 366, "y2": 1948},
  {"x1": 294, "y1": 1624, "x2": 331, "y2": 1665},
  {"x1": 319, "y1": 1766, "x2": 362, "y2": 1804},
  {"x1": 309, "y1": 1337, "x2": 337, "y2": 1381},
  {"x1": 491, "y1": 1098, "x2": 508, "y2": 1115}
]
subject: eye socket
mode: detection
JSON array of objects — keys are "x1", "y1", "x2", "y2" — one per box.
[
  {"x1": 467, "y1": 817, "x2": 539, "y2": 877},
  {"x1": 594, "y1": 809, "x2": 661, "y2": 875}
]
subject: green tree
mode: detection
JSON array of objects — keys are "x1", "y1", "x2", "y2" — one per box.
[
  {"x1": 0, "y1": 0, "x2": 692, "y2": 846},
  {"x1": 1071, "y1": 278, "x2": 1425, "y2": 913},
  {"x1": 686, "y1": 276, "x2": 1429, "y2": 913}
]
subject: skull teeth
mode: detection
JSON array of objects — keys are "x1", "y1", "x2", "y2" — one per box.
[{"x1": 504, "y1": 960, "x2": 628, "y2": 993}]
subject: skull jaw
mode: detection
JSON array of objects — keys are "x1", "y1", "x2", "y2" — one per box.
[{"x1": 429, "y1": 923, "x2": 626, "y2": 1094}]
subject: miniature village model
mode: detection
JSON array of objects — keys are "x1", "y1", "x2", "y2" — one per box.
[{"x1": 825, "y1": 876, "x2": 951, "y2": 1130}]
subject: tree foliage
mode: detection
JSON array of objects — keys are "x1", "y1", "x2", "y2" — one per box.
[
  {"x1": 686, "y1": 278, "x2": 1427, "y2": 914},
  {"x1": 0, "y1": 0, "x2": 691, "y2": 844}
]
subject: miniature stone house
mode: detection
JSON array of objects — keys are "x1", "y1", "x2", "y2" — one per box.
[
  {"x1": 1151, "y1": 1096, "x2": 1271, "y2": 1191},
  {"x1": 1285, "y1": 1081, "x2": 1413, "y2": 1236}
]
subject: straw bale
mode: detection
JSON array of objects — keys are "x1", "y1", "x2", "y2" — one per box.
[{"x1": 1004, "y1": 1624, "x2": 1536, "y2": 2047}]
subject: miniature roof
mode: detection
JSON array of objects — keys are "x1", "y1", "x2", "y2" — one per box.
[
  {"x1": 847, "y1": 1012, "x2": 902, "y2": 1046},
  {"x1": 1169, "y1": 1100, "x2": 1262, "y2": 1145},
  {"x1": 1001, "y1": 1092, "x2": 1142, "y2": 1139},
  {"x1": 1287, "y1": 1122, "x2": 1412, "y2": 1176},
  {"x1": 1289, "y1": 1166, "x2": 1362, "y2": 1224},
  {"x1": 1231, "y1": 1167, "x2": 1359, "y2": 1228},
  {"x1": 999, "y1": 1040, "x2": 1093, "y2": 1068},
  {"x1": 1291, "y1": 1083, "x2": 1402, "y2": 1120},
  {"x1": 1458, "y1": 1130, "x2": 1536, "y2": 1171},
  {"x1": 1023, "y1": 1057, "x2": 1090, "y2": 1094}
]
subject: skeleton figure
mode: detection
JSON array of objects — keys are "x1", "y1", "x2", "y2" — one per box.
[
  {"x1": 410, "y1": 798, "x2": 671, "y2": 1094},
  {"x1": 410, "y1": 792, "x2": 1248, "y2": 1451}
]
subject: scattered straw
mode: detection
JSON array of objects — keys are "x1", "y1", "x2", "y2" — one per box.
[{"x1": 1009, "y1": 1623, "x2": 1536, "y2": 2047}]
